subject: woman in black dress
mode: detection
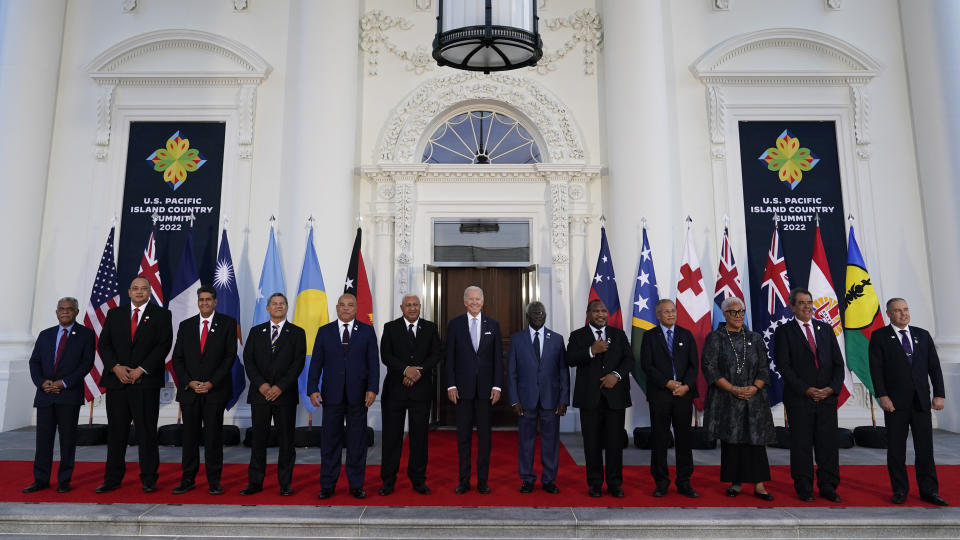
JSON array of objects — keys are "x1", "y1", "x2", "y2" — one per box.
[{"x1": 702, "y1": 297, "x2": 776, "y2": 500}]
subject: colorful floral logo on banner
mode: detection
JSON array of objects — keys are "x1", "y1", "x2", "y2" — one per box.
[
  {"x1": 757, "y1": 129, "x2": 820, "y2": 190},
  {"x1": 146, "y1": 131, "x2": 207, "y2": 191}
]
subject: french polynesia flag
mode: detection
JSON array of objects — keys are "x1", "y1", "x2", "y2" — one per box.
[
  {"x1": 808, "y1": 223, "x2": 853, "y2": 407},
  {"x1": 344, "y1": 227, "x2": 374, "y2": 326},
  {"x1": 676, "y1": 227, "x2": 712, "y2": 411},
  {"x1": 586, "y1": 226, "x2": 623, "y2": 329}
]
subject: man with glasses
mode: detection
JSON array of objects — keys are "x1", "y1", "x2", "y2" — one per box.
[{"x1": 773, "y1": 288, "x2": 845, "y2": 503}]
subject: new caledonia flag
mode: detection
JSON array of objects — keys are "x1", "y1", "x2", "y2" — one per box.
[
  {"x1": 843, "y1": 222, "x2": 885, "y2": 395},
  {"x1": 587, "y1": 225, "x2": 623, "y2": 330}
]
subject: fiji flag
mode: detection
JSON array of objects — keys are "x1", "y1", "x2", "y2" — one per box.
[
  {"x1": 758, "y1": 225, "x2": 792, "y2": 406},
  {"x1": 213, "y1": 230, "x2": 246, "y2": 410},
  {"x1": 630, "y1": 227, "x2": 659, "y2": 393},
  {"x1": 713, "y1": 227, "x2": 749, "y2": 329},
  {"x1": 253, "y1": 226, "x2": 287, "y2": 326},
  {"x1": 587, "y1": 225, "x2": 623, "y2": 329},
  {"x1": 294, "y1": 228, "x2": 329, "y2": 414}
]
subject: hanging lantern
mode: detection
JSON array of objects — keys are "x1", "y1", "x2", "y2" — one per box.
[{"x1": 432, "y1": 0, "x2": 542, "y2": 74}]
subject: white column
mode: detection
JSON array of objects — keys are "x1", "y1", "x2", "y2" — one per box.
[
  {"x1": 600, "y1": 0, "x2": 674, "y2": 429},
  {"x1": 901, "y1": 1, "x2": 960, "y2": 431},
  {"x1": 0, "y1": 0, "x2": 67, "y2": 430}
]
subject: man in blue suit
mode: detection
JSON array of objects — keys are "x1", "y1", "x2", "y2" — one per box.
[
  {"x1": 308, "y1": 293, "x2": 379, "y2": 500},
  {"x1": 446, "y1": 285, "x2": 502, "y2": 494},
  {"x1": 507, "y1": 301, "x2": 569, "y2": 494},
  {"x1": 23, "y1": 297, "x2": 95, "y2": 494}
]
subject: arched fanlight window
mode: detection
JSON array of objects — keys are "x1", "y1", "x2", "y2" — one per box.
[{"x1": 421, "y1": 110, "x2": 542, "y2": 164}]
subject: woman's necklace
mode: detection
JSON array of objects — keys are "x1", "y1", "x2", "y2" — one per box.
[{"x1": 724, "y1": 328, "x2": 747, "y2": 375}]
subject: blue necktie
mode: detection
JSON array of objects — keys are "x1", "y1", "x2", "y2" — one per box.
[
  {"x1": 900, "y1": 329, "x2": 913, "y2": 363},
  {"x1": 666, "y1": 328, "x2": 676, "y2": 379}
]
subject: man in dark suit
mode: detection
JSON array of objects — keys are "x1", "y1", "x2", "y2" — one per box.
[
  {"x1": 378, "y1": 294, "x2": 441, "y2": 496},
  {"x1": 774, "y1": 288, "x2": 845, "y2": 503},
  {"x1": 870, "y1": 297, "x2": 948, "y2": 506},
  {"x1": 170, "y1": 285, "x2": 237, "y2": 495},
  {"x1": 507, "y1": 301, "x2": 569, "y2": 494},
  {"x1": 639, "y1": 299, "x2": 699, "y2": 498},
  {"x1": 96, "y1": 277, "x2": 173, "y2": 494},
  {"x1": 566, "y1": 299, "x2": 633, "y2": 498},
  {"x1": 446, "y1": 285, "x2": 502, "y2": 494},
  {"x1": 23, "y1": 297, "x2": 95, "y2": 494},
  {"x1": 308, "y1": 293, "x2": 379, "y2": 500},
  {"x1": 240, "y1": 293, "x2": 306, "y2": 496}
]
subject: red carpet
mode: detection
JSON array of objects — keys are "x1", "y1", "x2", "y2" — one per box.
[{"x1": 3, "y1": 431, "x2": 956, "y2": 507}]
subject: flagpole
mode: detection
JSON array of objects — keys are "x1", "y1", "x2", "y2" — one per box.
[{"x1": 88, "y1": 401, "x2": 94, "y2": 425}]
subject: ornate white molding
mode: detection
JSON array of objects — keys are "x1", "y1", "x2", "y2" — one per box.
[
  {"x1": 359, "y1": 10, "x2": 434, "y2": 76},
  {"x1": 549, "y1": 180, "x2": 570, "y2": 264},
  {"x1": 415, "y1": 0, "x2": 431, "y2": 11},
  {"x1": 393, "y1": 179, "x2": 414, "y2": 267},
  {"x1": 535, "y1": 8, "x2": 603, "y2": 75},
  {"x1": 87, "y1": 29, "x2": 271, "y2": 159},
  {"x1": 826, "y1": 0, "x2": 842, "y2": 10},
  {"x1": 377, "y1": 72, "x2": 587, "y2": 164},
  {"x1": 713, "y1": 0, "x2": 731, "y2": 11},
  {"x1": 233, "y1": 0, "x2": 248, "y2": 11},
  {"x1": 122, "y1": 0, "x2": 137, "y2": 13},
  {"x1": 692, "y1": 28, "x2": 881, "y2": 145}
]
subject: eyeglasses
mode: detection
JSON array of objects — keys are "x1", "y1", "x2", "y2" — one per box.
[{"x1": 724, "y1": 309, "x2": 746, "y2": 317}]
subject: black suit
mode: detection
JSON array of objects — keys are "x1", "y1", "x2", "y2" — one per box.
[
  {"x1": 172, "y1": 312, "x2": 237, "y2": 486},
  {"x1": 28, "y1": 323, "x2": 95, "y2": 486},
  {"x1": 98, "y1": 302, "x2": 173, "y2": 487},
  {"x1": 445, "y1": 313, "x2": 502, "y2": 486},
  {"x1": 774, "y1": 318, "x2": 845, "y2": 496},
  {"x1": 639, "y1": 324, "x2": 698, "y2": 490},
  {"x1": 380, "y1": 317, "x2": 441, "y2": 488},
  {"x1": 566, "y1": 324, "x2": 633, "y2": 491},
  {"x1": 243, "y1": 320, "x2": 306, "y2": 490},
  {"x1": 870, "y1": 325, "x2": 945, "y2": 498}
]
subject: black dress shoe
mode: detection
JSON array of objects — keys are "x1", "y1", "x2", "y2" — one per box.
[
  {"x1": 317, "y1": 488, "x2": 334, "y2": 499},
  {"x1": 820, "y1": 491, "x2": 842, "y2": 503},
  {"x1": 754, "y1": 491, "x2": 774, "y2": 501},
  {"x1": 56, "y1": 483, "x2": 71, "y2": 493},
  {"x1": 652, "y1": 487, "x2": 668, "y2": 498},
  {"x1": 350, "y1": 488, "x2": 366, "y2": 499},
  {"x1": 412, "y1": 484, "x2": 431, "y2": 495},
  {"x1": 542, "y1": 483, "x2": 559, "y2": 494},
  {"x1": 725, "y1": 486, "x2": 740, "y2": 497},
  {"x1": 454, "y1": 483, "x2": 470, "y2": 494},
  {"x1": 520, "y1": 481, "x2": 534, "y2": 493},
  {"x1": 280, "y1": 486, "x2": 294, "y2": 496},
  {"x1": 22, "y1": 482, "x2": 49, "y2": 494},
  {"x1": 208, "y1": 485, "x2": 224, "y2": 495},
  {"x1": 892, "y1": 492, "x2": 907, "y2": 504},
  {"x1": 95, "y1": 483, "x2": 120, "y2": 494},
  {"x1": 921, "y1": 493, "x2": 949, "y2": 506},
  {"x1": 588, "y1": 486, "x2": 602, "y2": 497},
  {"x1": 378, "y1": 485, "x2": 394, "y2": 496},
  {"x1": 677, "y1": 486, "x2": 699, "y2": 498},
  {"x1": 171, "y1": 482, "x2": 195, "y2": 495},
  {"x1": 142, "y1": 483, "x2": 157, "y2": 493},
  {"x1": 477, "y1": 483, "x2": 491, "y2": 494},
  {"x1": 797, "y1": 492, "x2": 815, "y2": 503},
  {"x1": 609, "y1": 486, "x2": 625, "y2": 498},
  {"x1": 239, "y1": 485, "x2": 262, "y2": 496}
]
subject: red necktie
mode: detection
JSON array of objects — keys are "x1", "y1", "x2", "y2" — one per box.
[
  {"x1": 804, "y1": 323, "x2": 820, "y2": 369},
  {"x1": 131, "y1": 307, "x2": 140, "y2": 340},
  {"x1": 54, "y1": 328, "x2": 68, "y2": 373},
  {"x1": 200, "y1": 320, "x2": 209, "y2": 353}
]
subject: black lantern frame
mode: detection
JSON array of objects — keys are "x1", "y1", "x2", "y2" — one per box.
[{"x1": 433, "y1": 0, "x2": 542, "y2": 74}]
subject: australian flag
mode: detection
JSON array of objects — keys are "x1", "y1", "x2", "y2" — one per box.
[
  {"x1": 213, "y1": 230, "x2": 246, "y2": 410},
  {"x1": 587, "y1": 225, "x2": 623, "y2": 329},
  {"x1": 758, "y1": 225, "x2": 791, "y2": 406}
]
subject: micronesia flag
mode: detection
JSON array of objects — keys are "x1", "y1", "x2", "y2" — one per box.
[
  {"x1": 253, "y1": 225, "x2": 286, "y2": 327},
  {"x1": 713, "y1": 226, "x2": 749, "y2": 330},
  {"x1": 758, "y1": 224, "x2": 792, "y2": 407},
  {"x1": 294, "y1": 228, "x2": 329, "y2": 415},
  {"x1": 587, "y1": 225, "x2": 623, "y2": 330},
  {"x1": 213, "y1": 229, "x2": 246, "y2": 410},
  {"x1": 163, "y1": 230, "x2": 201, "y2": 386}
]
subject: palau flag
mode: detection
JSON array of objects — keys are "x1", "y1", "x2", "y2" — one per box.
[
  {"x1": 164, "y1": 230, "x2": 201, "y2": 386},
  {"x1": 213, "y1": 230, "x2": 246, "y2": 410},
  {"x1": 630, "y1": 227, "x2": 660, "y2": 394},
  {"x1": 253, "y1": 226, "x2": 286, "y2": 327},
  {"x1": 294, "y1": 228, "x2": 329, "y2": 414},
  {"x1": 842, "y1": 223, "x2": 885, "y2": 396}
]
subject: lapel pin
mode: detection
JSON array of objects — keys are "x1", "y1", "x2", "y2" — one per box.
[
  {"x1": 144, "y1": 316, "x2": 150, "y2": 321},
  {"x1": 678, "y1": 342, "x2": 684, "y2": 346},
  {"x1": 262, "y1": 328, "x2": 267, "y2": 332},
  {"x1": 209, "y1": 328, "x2": 215, "y2": 333},
  {"x1": 71, "y1": 331, "x2": 76, "y2": 335}
]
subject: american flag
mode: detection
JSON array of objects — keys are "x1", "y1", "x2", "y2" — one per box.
[
  {"x1": 138, "y1": 228, "x2": 164, "y2": 306},
  {"x1": 758, "y1": 224, "x2": 792, "y2": 406},
  {"x1": 82, "y1": 227, "x2": 120, "y2": 401}
]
